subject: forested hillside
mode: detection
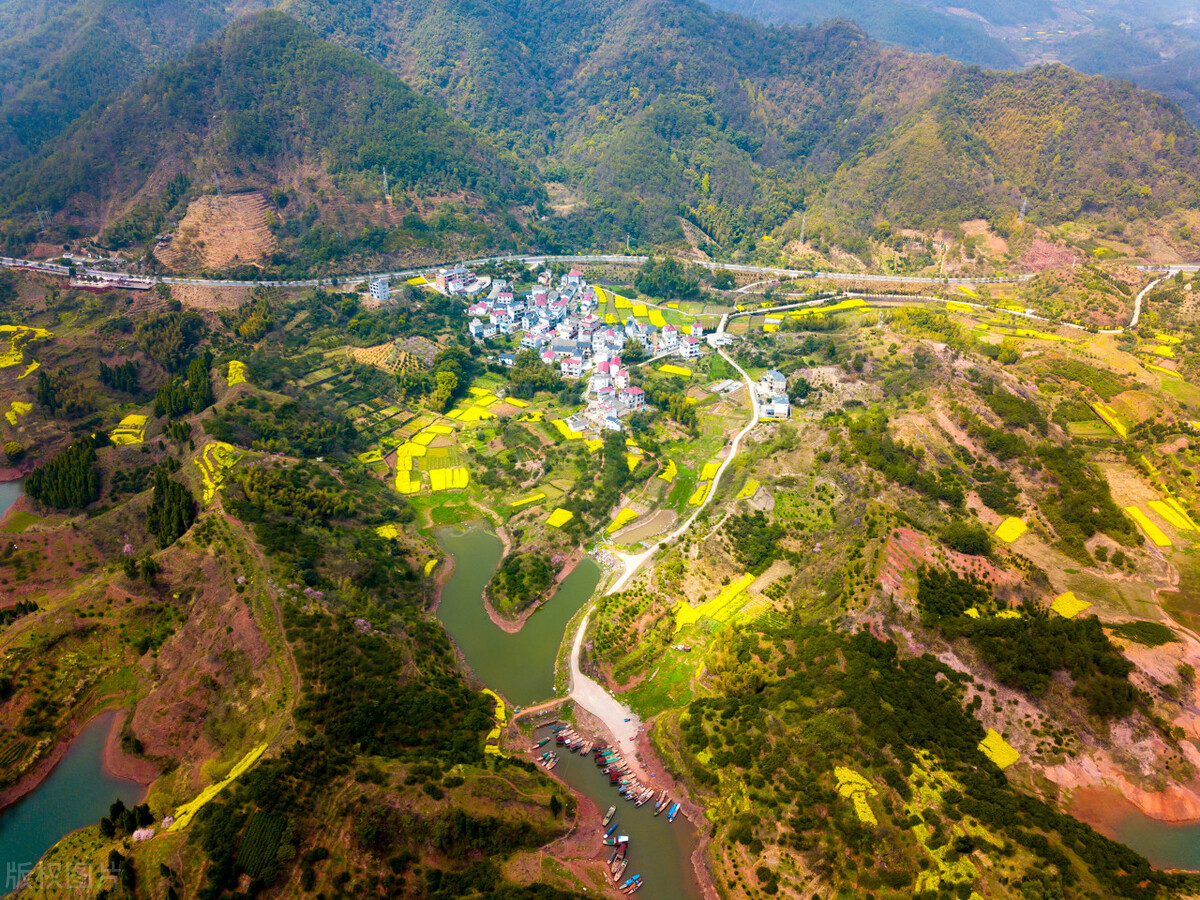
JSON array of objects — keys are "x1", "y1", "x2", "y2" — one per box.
[
  {"x1": 0, "y1": 0, "x2": 266, "y2": 167},
  {"x1": 707, "y1": 0, "x2": 1200, "y2": 126},
  {"x1": 285, "y1": 0, "x2": 1200, "y2": 253},
  {"x1": 3, "y1": 0, "x2": 1200, "y2": 266},
  {"x1": 0, "y1": 11, "x2": 542, "y2": 271}
]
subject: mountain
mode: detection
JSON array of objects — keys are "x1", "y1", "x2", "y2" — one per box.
[
  {"x1": 284, "y1": 0, "x2": 1200, "y2": 253},
  {"x1": 0, "y1": 0, "x2": 268, "y2": 167},
  {"x1": 695, "y1": 0, "x2": 1022, "y2": 69},
  {"x1": 4, "y1": 0, "x2": 1200, "y2": 269},
  {"x1": 0, "y1": 11, "x2": 543, "y2": 273},
  {"x1": 706, "y1": 0, "x2": 1200, "y2": 125}
]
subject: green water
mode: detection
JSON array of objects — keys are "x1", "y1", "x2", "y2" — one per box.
[
  {"x1": 435, "y1": 523, "x2": 704, "y2": 900},
  {"x1": 435, "y1": 525, "x2": 599, "y2": 707},
  {"x1": 533, "y1": 725, "x2": 704, "y2": 900},
  {"x1": 0, "y1": 712, "x2": 144, "y2": 895},
  {"x1": 0, "y1": 481, "x2": 22, "y2": 520},
  {"x1": 1109, "y1": 813, "x2": 1200, "y2": 871}
]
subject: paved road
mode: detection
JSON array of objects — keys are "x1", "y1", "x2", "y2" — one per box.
[
  {"x1": 568, "y1": 339, "x2": 762, "y2": 750},
  {"x1": 1, "y1": 252, "x2": 1032, "y2": 290},
  {"x1": 567, "y1": 611, "x2": 644, "y2": 765},
  {"x1": 1129, "y1": 276, "x2": 1164, "y2": 329}
]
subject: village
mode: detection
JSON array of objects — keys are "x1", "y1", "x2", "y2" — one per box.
[{"x1": 420, "y1": 263, "x2": 791, "y2": 434}]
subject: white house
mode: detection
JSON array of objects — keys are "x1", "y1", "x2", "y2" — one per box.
[
  {"x1": 562, "y1": 357, "x2": 583, "y2": 378},
  {"x1": 759, "y1": 369, "x2": 787, "y2": 397},
  {"x1": 566, "y1": 268, "x2": 584, "y2": 287},
  {"x1": 620, "y1": 385, "x2": 646, "y2": 409},
  {"x1": 660, "y1": 324, "x2": 679, "y2": 349},
  {"x1": 469, "y1": 317, "x2": 486, "y2": 340},
  {"x1": 369, "y1": 277, "x2": 390, "y2": 302},
  {"x1": 679, "y1": 336, "x2": 701, "y2": 359},
  {"x1": 500, "y1": 352, "x2": 516, "y2": 368},
  {"x1": 763, "y1": 395, "x2": 791, "y2": 420}
]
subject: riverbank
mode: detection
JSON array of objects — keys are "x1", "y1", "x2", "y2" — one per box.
[
  {"x1": 0, "y1": 709, "x2": 152, "y2": 816},
  {"x1": 1071, "y1": 784, "x2": 1200, "y2": 871},
  {"x1": 102, "y1": 711, "x2": 160, "y2": 785}
]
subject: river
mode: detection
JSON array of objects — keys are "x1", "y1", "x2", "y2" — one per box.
[
  {"x1": 435, "y1": 524, "x2": 599, "y2": 708},
  {"x1": 435, "y1": 523, "x2": 704, "y2": 900},
  {"x1": 0, "y1": 712, "x2": 143, "y2": 896}
]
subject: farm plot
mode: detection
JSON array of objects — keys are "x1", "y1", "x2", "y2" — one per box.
[
  {"x1": 195, "y1": 441, "x2": 244, "y2": 504},
  {"x1": 673, "y1": 574, "x2": 756, "y2": 631},
  {"x1": 110, "y1": 414, "x2": 148, "y2": 446},
  {"x1": 4, "y1": 401, "x2": 31, "y2": 426},
  {"x1": 0, "y1": 325, "x2": 52, "y2": 370},
  {"x1": 168, "y1": 743, "x2": 268, "y2": 831}
]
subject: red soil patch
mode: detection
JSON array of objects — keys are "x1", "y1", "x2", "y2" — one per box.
[
  {"x1": 1019, "y1": 238, "x2": 1078, "y2": 272},
  {"x1": 878, "y1": 526, "x2": 1025, "y2": 607},
  {"x1": 128, "y1": 553, "x2": 270, "y2": 792}
]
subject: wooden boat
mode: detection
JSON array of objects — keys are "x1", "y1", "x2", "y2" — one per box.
[
  {"x1": 623, "y1": 876, "x2": 643, "y2": 895},
  {"x1": 603, "y1": 837, "x2": 617, "y2": 846},
  {"x1": 611, "y1": 859, "x2": 628, "y2": 882},
  {"x1": 654, "y1": 792, "x2": 667, "y2": 814},
  {"x1": 532, "y1": 738, "x2": 550, "y2": 750},
  {"x1": 667, "y1": 803, "x2": 679, "y2": 822},
  {"x1": 546, "y1": 756, "x2": 558, "y2": 770},
  {"x1": 610, "y1": 846, "x2": 626, "y2": 872},
  {"x1": 608, "y1": 849, "x2": 619, "y2": 865},
  {"x1": 602, "y1": 805, "x2": 616, "y2": 826}
]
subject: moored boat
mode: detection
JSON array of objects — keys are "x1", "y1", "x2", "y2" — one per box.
[
  {"x1": 602, "y1": 805, "x2": 616, "y2": 826},
  {"x1": 611, "y1": 859, "x2": 628, "y2": 882},
  {"x1": 604, "y1": 822, "x2": 618, "y2": 838},
  {"x1": 667, "y1": 803, "x2": 679, "y2": 822}
]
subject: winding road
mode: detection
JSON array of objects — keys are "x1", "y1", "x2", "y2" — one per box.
[{"x1": 566, "y1": 336, "x2": 762, "y2": 756}]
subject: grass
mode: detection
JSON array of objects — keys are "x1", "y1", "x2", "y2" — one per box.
[
  {"x1": 1106, "y1": 620, "x2": 1178, "y2": 647},
  {"x1": 0, "y1": 511, "x2": 38, "y2": 533},
  {"x1": 624, "y1": 651, "x2": 696, "y2": 718}
]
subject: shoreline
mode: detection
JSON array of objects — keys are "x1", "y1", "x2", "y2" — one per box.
[
  {"x1": 520, "y1": 707, "x2": 714, "y2": 900},
  {"x1": 0, "y1": 708, "x2": 153, "y2": 817},
  {"x1": 432, "y1": 518, "x2": 587, "y2": 636},
  {"x1": 483, "y1": 546, "x2": 586, "y2": 635},
  {"x1": 102, "y1": 711, "x2": 161, "y2": 786}
]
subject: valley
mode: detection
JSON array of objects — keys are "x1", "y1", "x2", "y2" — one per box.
[{"x1": 2, "y1": 0, "x2": 1200, "y2": 898}]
